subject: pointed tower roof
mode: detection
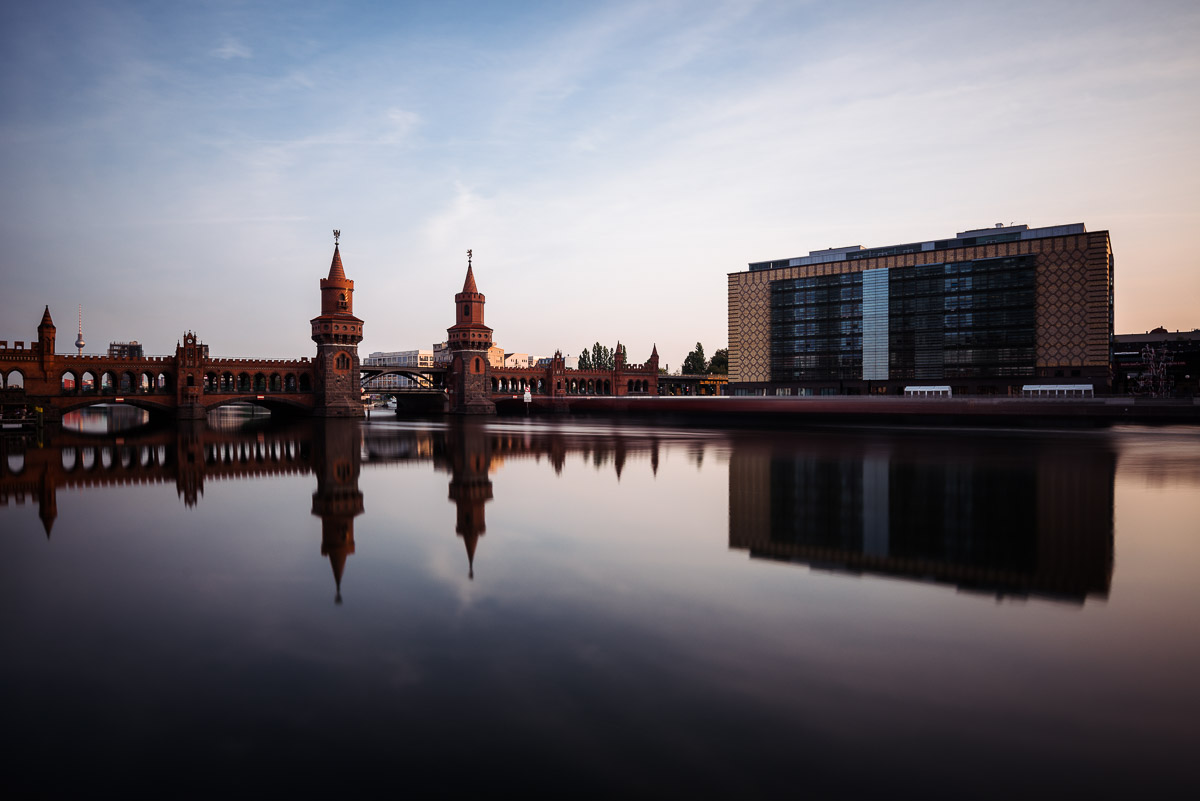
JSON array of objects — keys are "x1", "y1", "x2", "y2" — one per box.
[
  {"x1": 328, "y1": 244, "x2": 346, "y2": 281},
  {"x1": 651, "y1": 343, "x2": 659, "y2": 358},
  {"x1": 39, "y1": 305, "x2": 54, "y2": 328},
  {"x1": 462, "y1": 531, "x2": 478, "y2": 580},
  {"x1": 462, "y1": 263, "x2": 478, "y2": 294},
  {"x1": 329, "y1": 550, "x2": 347, "y2": 604}
]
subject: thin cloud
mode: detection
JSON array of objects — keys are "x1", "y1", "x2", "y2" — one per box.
[{"x1": 211, "y1": 36, "x2": 252, "y2": 60}]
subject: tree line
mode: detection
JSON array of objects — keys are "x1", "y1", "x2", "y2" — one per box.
[
  {"x1": 681, "y1": 343, "x2": 727, "y2": 376},
  {"x1": 577, "y1": 342, "x2": 626, "y2": 370}
]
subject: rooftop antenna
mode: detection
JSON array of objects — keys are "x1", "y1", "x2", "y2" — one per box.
[{"x1": 75, "y1": 304, "x2": 85, "y2": 354}]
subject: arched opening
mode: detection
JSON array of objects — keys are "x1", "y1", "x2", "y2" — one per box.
[
  {"x1": 61, "y1": 371, "x2": 77, "y2": 392},
  {"x1": 335, "y1": 353, "x2": 350, "y2": 371},
  {"x1": 62, "y1": 448, "x2": 77, "y2": 471},
  {"x1": 285, "y1": 374, "x2": 297, "y2": 392},
  {"x1": 101, "y1": 372, "x2": 115, "y2": 393},
  {"x1": 491, "y1": 377, "x2": 499, "y2": 392},
  {"x1": 120, "y1": 372, "x2": 134, "y2": 393},
  {"x1": 139, "y1": 373, "x2": 152, "y2": 393},
  {"x1": 604, "y1": 380, "x2": 611, "y2": 394},
  {"x1": 4, "y1": 369, "x2": 23, "y2": 389},
  {"x1": 299, "y1": 374, "x2": 312, "y2": 392},
  {"x1": 237, "y1": 373, "x2": 251, "y2": 392},
  {"x1": 270, "y1": 374, "x2": 282, "y2": 392},
  {"x1": 81, "y1": 371, "x2": 96, "y2": 393},
  {"x1": 339, "y1": 292, "x2": 348, "y2": 311},
  {"x1": 254, "y1": 373, "x2": 267, "y2": 393},
  {"x1": 221, "y1": 372, "x2": 234, "y2": 392},
  {"x1": 627, "y1": 380, "x2": 633, "y2": 393},
  {"x1": 6, "y1": 453, "x2": 24, "y2": 474},
  {"x1": 464, "y1": 304, "x2": 471, "y2": 319},
  {"x1": 157, "y1": 373, "x2": 170, "y2": 391},
  {"x1": 473, "y1": 357, "x2": 481, "y2": 374}
]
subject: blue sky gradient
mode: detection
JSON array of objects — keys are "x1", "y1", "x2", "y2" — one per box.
[{"x1": 2, "y1": 0, "x2": 1197, "y2": 365}]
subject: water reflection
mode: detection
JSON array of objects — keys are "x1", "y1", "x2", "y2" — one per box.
[
  {"x1": 1, "y1": 418, "x2": 1119, "y2": 603},
  {"x1": 729, "y1": 432, "x2": 1115, "y2": 603},
  {"x1": 0, "y1": 417, "x2": 672, "y2": 600}
]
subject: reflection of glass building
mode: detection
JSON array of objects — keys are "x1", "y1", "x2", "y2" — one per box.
[
  {"x1": 728, "y1": 435, "x2": 1115, "y2": 603},
  {"x1": 728, "y1": 223, "x2": 1114, "y2": 395}
]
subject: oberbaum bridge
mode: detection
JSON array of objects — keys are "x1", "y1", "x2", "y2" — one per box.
[{"x1": 0, "y1": 235, "x2": 662, "y2": 425}]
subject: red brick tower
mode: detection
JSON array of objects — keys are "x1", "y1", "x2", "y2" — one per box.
[
  {"x1": 447, "y1": 250, "x2": 495, "y2": 415},
  {"x1": 37, "y1": 306, "x2": 56, "y2": 370},
  {"x1": 311, "y1": 231, "x2": 365, "y2": 417}
]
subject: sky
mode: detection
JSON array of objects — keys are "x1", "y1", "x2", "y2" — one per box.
[{"x1": 1, "y1": 0, "x2": 1197, "y2": 368}]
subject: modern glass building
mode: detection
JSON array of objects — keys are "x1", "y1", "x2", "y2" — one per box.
[{"x1": 728, "y1": 223, "x2": 1114, "y2": 395}]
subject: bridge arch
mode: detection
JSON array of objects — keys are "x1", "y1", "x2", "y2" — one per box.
[
  {"x1": 157, "y1": 372, "x2": 170, "y2": 391},
  {"x1": 81, "y1": 371, "x2": 96, "y2": 393},
  {"x1": 100, "y1": 372, "x2": 115, "y2": 393},
  {"x1": 203, "y1": 396, "x2": 313, "y2": 415},
  {"x1": 4, "y1": 369, "x2": 23, "y2": 389},
  {"x1": 61, "y1": 370, "x2": 77, "y2": 392}
]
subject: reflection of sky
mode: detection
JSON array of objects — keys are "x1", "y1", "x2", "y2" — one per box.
[{"x1": 2, "y1": 421, "x2": 1199, "y2": 796}]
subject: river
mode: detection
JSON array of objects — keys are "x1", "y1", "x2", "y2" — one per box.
[{"x1": 2, "y1": 408, "x2": 1198, "y2": 798}]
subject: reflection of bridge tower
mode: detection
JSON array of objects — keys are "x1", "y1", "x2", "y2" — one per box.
[
  {"x1": 311, "y1": 420, "x2": 364, "y2": 602},
  {"x1": 310, "y1": 233, "x2": 365, "y2": 418},
  {"x1": 446, "y1": 421, "x2": 493, "y2": 578},
  {"x1": 447, "y1": 253, "x2": 495, "y2": 415}
]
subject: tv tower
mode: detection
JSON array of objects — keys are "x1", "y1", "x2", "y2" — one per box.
[{"x1": 75, "y1": 305, "x2": 85, "y2": 355}]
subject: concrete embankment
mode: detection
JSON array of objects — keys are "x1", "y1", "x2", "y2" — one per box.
[{"x1": 495, "y1": 395, "x2": 1200, "y2": 427}]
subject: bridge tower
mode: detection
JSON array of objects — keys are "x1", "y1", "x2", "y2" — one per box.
[
  {"x1": 447, "y1": 251, "x2": 495, "y2": 415},
  {"x1": 37, "y1": 306, "x2": 56, "y2": 372},
  {"x1": 311, "y1": 232, "x2": 365, "y2": 418}
]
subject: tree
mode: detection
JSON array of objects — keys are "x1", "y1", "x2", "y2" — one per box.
[
  {"x1": 578, "y1": 347, "x2": 592, "y2": 370},
  {"x1": 707, "y1": 347, "x2": 728, "y2": 375},
  {"x1": 590, "y1": 342, "x2": 614, "y2": 370},
  {"x1": 682, "y1": 342, "x2": 706, "y2": 375}
]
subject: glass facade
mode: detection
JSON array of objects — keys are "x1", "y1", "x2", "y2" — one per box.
[
  {"x1": 889, "y1": 256, "x2": 1035, "y2": 380},
  {"x1": 768, "y1": 255, "x2": 1036, "y2": 384},
  {"x1": 770, "y1": 273, "x2": 862, "y2": 381},
  {"x1": 861, "y1": 269, "x2": 889, "y2": 380}
]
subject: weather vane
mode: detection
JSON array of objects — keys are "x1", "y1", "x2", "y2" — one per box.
[
  {"x1": 333, "y1": 229, "x2": 341, "y2": 244},
  {"x1": 467, "y1": 249, "x2": 472, "y2": 268}
]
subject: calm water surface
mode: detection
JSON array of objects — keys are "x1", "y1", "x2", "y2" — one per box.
[{"x1": 2, "y1": 409, "x2": 1199, "y2": 798}]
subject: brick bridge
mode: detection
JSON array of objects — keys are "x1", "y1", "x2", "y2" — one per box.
[
  {"x1": 1, "y1": 238, "x2": 365, "y2": 423},
  {"x1": 1, "y1": 240, "x2": 662, "y2": 422}
]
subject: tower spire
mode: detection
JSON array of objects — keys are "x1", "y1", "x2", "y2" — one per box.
[{"x1": 75, "y1": 305, "x2": 85, "y2": 354}]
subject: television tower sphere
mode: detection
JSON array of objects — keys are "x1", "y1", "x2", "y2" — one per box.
[{"x1": 75, "y1": 304, "x2": 85, "y2": 352}]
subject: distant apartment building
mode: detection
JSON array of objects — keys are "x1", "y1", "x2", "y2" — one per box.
[
  {"x1": 107, "y1": 341, "x2": 144, "y2": 359},
  {"x1": 728, "y1": 222, "x2": 1114, "y2": 396},
  {"x1": 536, "y1": 354, "x2": 579, "y2": 369},
  {"x1": 488, "y1": 345, "x2": 505, "y2": 369},
  {"x1": 504, "y1": 352, "x2": 535, "y2": 369}
]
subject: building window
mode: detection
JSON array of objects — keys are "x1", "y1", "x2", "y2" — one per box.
[{"x1": 336, "y1": 353, "x2": 351, "y2": 370}]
